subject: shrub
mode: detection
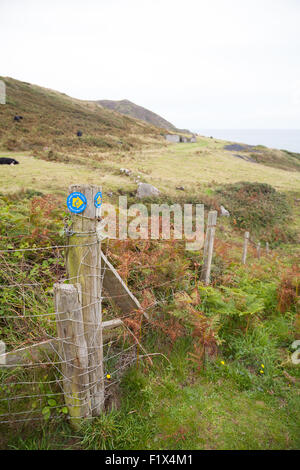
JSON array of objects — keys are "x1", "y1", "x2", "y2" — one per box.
[
  {"x1": 215, "y1": 182, "x2": 295, "y2": 243},
  {"x1": 277, "y1": 266, "x2": 299, "y2": 314}
]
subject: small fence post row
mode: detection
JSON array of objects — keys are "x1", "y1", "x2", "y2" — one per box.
[
  {"x1": 201, "y1": 210, "x2": 218, "y2": 285},
  {"x1": 257, "y1": 242, "x2": 261, "y2": 259},
  {"x1": 55, "y1": 184, "x2": 104, "y2": 428},
  {"x1": 242, "y1": 232, "x2": 270, "y2": 264},
  {"x1": 242, "y1": 231, "x2": 250, "y2": 265}
]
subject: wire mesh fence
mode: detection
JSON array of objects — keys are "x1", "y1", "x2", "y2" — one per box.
[
  {"x1": 0, "y1": 235, "x2": 172, "y2": 426},
  {"x1": 0, "y1": 191, "x2": 272, "y2": 428}
]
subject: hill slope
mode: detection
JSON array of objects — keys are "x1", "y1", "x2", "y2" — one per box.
[
  {"x1": 1, "y1": 135, "x2": 300, "y2": 197},
  {"x1": 0, "y1": 78, "x2": 165, "y2": 154},
  {"x1": 98, "y1": 99, "x2": 176, "y2": 131}
]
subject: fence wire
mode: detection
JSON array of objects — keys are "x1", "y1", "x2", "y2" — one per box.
[
  {"x1": 0, "y1": 221, "x2": 271, "y2": 426},
  {"x1": 0, "y1": 235, "x2": 158, "y2": 426}
]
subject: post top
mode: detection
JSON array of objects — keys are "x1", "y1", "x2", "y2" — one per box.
[
  {"x1": 69, "y1": 184, "x2": 102, "y2": 191},
  {"x1": 54, "y1": 283, "x2": 81, "y2": 292},
  {"x1": 68, "y1": 185, "x2": 102, "y2": 218}
]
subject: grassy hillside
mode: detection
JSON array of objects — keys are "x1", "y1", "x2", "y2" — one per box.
[
  {"x1": 98, "y1": 98, "x2": 176, "y2": 131},
  {"x1": 0, "y1": 77, "x2": 298, "y2": 174},
  {"x1": 221, "y1": 142, "x2": 300, "y2": 172},
  {"x1": 1, "y1": 137, "x2": 299, "y2": 197},
  {"x1": 0, "y1": 78, "x2": 299, "y2": 450},
  {"x1": 0, "y1": 77, "x2": 165, "y2": 156}
]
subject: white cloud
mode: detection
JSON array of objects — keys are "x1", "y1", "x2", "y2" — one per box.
[{"x1": 0, "y1": 0, "x2": 299, "y2": 128}]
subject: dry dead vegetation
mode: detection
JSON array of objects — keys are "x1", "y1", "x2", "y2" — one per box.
[
  {"x1": 0, "y1": 77, "x2": 166, "y2": 156},
  {"x1": 0, "y1": 77, "x2": 299, "y2": 450}
]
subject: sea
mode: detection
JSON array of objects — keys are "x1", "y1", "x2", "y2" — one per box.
[{"x1": 196, "y1": 129, "x2": 300, "y2": 153}]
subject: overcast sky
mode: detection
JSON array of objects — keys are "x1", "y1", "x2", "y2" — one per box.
[{"x1": 1, "y1": 0, "x2": 299, "y2": 130}]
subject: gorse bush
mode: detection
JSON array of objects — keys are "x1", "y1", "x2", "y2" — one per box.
[{"x1": 215, "y1": 182, "x2": 294, "y2": 243}]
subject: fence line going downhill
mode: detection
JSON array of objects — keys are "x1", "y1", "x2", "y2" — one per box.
[{"x1": 0, "y1": 188, "x2": 272, "y2": 428}]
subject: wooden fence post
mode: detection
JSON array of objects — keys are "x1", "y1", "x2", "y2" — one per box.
[
  {"x1": 0, "y1": 341, "x2": 5, "y2": 365},
  {"x1": 257, "y1": 242, "x2": 261, "y2": 259},
  {"x1": 242, "y1": 231, "x2": 250, "y2": 265},
  {"x1": 266, "y1": 242, "x2": 269, "y2": 255},
  {"x1": 65, "y1": 184, "x2": 104, "y2": 416},
  {"x1": 201, "y1": 210, "x2": 217, "y2": 285},
  {"x1": 54, "y1": 283, "x2": 91, "y2": 427}
]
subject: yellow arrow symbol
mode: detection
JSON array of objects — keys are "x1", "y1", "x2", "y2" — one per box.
[
  {"x1": 96, "y1": 195, "x2": 102, "y2": 205},
  {"x1": 72, "y1": 196, "x2": 83, "y2": 209}
]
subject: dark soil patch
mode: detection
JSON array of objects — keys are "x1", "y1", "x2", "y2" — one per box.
[
  {"x1": 224, "y1": 144, "x2": 259, "y2": 152},
  {"x1": 233, "y1": 154, "x2": 257, "y2": 163}
]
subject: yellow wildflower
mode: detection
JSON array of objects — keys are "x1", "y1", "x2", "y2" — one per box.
[
  {"x1": 220, "y1": 361, "x2": 225, "y2": 365},
  {"x1": 260, "y1": 370, "x2": 264, "y2": 374},
  {"x1": 106, "y1": 374, "x2": 111, "y2": 379}
]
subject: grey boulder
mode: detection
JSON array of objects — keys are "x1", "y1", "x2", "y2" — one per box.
[
  {"x1": 136, "y1": 183, "x2": 160, "y2": 199},
  {"x1": 220, "y1": 205, "x2": 230, "y2": 217}
]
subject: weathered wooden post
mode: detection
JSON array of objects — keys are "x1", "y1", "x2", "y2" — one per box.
[
  {"x1": 242, "y1": 231, "x2": 250, "y2": 265},
  {"x1": 54, "y1": 283, "x2": 91, "y2": 427},
  {"x1": 266, "y1": 242, "x2": 269, "y2": 255},
  {"x1": 202, "y1": 219, "x2": 210, "y2": 264},
  {"x1": 201, "y1": 210, "x2": 217, "y2": 285},
  {"x1": 257, "y1": 242, "x2": 261, "y2": 259},
  {"x1": 65, "y1": 185, "x2": 104, "y2": 416},
  {"x1": 0, "y1": 341, "x2": 5, "y2": 365}
]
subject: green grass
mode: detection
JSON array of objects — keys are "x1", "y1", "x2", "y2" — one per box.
[
  {"x1": 6, "y1": 333, "x2": 299, "y2": 450},
  {"x1": 0, "y1": 78, "x2": 299, "y2": 450},
  {"x1": 1, "y1": 135, "x2": 300, "y2": 198},
  {"x1": 0, "y1": 79, "x2": 299, "y2": 197},
  {"x1": 78, "y1": 322, "x2": 300, "y2": 450}
]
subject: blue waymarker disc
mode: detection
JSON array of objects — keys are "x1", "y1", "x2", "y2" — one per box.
[
  {"x1": 94, "y1": 191, "x2": 102, "y2": 208},
  {"x1": 67, "y1": 192, "x2": 87, "y2": 214}
]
